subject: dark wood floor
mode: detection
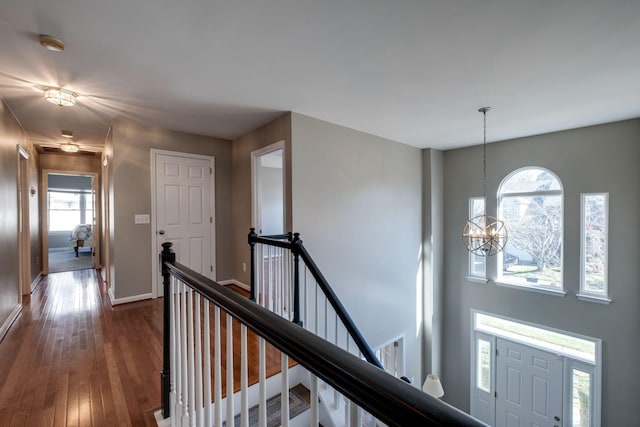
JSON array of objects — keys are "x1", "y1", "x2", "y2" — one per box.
[{"x1": 0, "y1": 269, "x2": 286, "y2": 427}]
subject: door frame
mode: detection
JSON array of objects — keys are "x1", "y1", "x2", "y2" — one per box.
[
  {"x1": 150, "y1": 149, "x2": 216, "y2": 298},
  {"x1": 41, "y1": 169, "x2": 100, "y2": 275},
  {"x1": 251, "y1": 140, "x2": 285, "y2": 235},
  {"x1": 470, "y1": 310, "x2": 602, "y2": 427},
  {"x1": 17, "y1": 145, "x2": 30, "y2": 295}
]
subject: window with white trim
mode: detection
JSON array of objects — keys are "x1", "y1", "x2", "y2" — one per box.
[
  {"x1": 467, "y1": 197, "x2": 486, "y2": 280},
  {"x1": 579, "y1": 193, "x2": 609, "y2": 302},
  {"x1": 48, "y1": 189, "x2": 94, "y2": 231},
  {"x1": 497, "y1": 167, "x2": 563, "y2": 292}
]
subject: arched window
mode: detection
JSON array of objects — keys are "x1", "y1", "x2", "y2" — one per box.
[{"x1": 497, "y1": 167, "x2": 563, "y2": 292}]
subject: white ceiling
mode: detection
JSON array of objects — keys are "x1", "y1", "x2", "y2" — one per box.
[{"x1": 1, "y1": 0, "x2": 638, "y2": 151}]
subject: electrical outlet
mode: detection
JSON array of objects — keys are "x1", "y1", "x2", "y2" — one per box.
[{"x1": 242, "y1": 262, "x2": 246, "y2": 272}]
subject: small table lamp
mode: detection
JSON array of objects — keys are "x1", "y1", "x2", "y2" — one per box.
[{"x1": 422, "y1": 374, "x2": 444, "y2": 398}]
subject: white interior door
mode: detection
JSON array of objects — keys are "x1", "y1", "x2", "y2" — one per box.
[
  {"x1": 154, "y1": 151, "x2": 214, "y2": 296},
  {"x1": 496, "y1": 339, "x2": 563, "y2": 427}
]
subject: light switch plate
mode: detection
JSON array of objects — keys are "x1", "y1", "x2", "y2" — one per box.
[{"x1": 134, "y1": 214, "x2": 150, "y2": 224}]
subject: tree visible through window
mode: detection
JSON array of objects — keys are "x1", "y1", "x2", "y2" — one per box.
[
  {"x1": 498, "y1": 168, "x2": 563, "y2": 289},
  {"x1": 580, "y1": 193, "x2": 608, "y2": 299}
]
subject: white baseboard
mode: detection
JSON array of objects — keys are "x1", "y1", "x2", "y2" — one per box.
[
  {"x1": 218, "y1": 279, "x2": 249, "y2": 292},
  {"x1": 0, "y1": 304, "x2": 22, "y2": 343},
  {"x1": 31, "y1": 272, "x2": 44, "y2": 293},
  {"x1": 108, "y1": 291, "x2": 153, "y2": 306}
]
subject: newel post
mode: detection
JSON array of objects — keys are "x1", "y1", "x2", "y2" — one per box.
[
  {"x1": 248, "y1": 228, "x2": 257, "y2": 302},
  {"x1": 292, "y1": 233, "x2": 303, "y2": 326},
  {"x1": 160, "y1": 242, "x2": 175, "y2": 419}
]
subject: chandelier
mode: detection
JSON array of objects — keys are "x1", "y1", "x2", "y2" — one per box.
[
  {"x1": 44, "y1": 87, "x2": 77, "y2": 107},
  {"x1": 462, "y1": 107, "x2": 507, "y2": 256}
]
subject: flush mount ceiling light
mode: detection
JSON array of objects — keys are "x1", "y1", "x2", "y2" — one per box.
[
  {"x1": 60, "y1": 142, "x2": 80, "y2": 153},
  {"x1": 39, "y1": 35, "x2": 65, "y2": 52},
  {"x1": 461, "y1": 107, "x2": 508, "y2": 256},
  {"x1": 61, "y1": 129, "x2": 74, "y2": 138},
  {"x1": 44, "y1": 87, "x2": 77, "y2": 107}
]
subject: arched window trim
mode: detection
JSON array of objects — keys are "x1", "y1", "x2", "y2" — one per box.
[{"x1": 496, "y1": 166, "x2": 565, "y2": 296}]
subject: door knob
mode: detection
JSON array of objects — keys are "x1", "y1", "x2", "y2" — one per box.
[{"x1": 158, "y1": 230, "x2": 165, "y2": 235}]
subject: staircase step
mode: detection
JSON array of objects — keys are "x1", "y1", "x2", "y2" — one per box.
[{"x1": 224, "y1": 383, "x2": 311, "y2": 427}]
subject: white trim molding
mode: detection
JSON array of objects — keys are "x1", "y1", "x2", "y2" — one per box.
[
  {"x1": 108, "y1": 292, "x2": 153, "y2": 306},
  {"x1": 0, "y1": 304, "x2": 22, "y2": 343}
]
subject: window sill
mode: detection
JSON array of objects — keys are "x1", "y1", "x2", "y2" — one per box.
[
  {"x1": 495, "y1": 281, "x2": 566, "y2": 297},
  {"x1": 577, "y1": 294, "x2": 611, "y2": 305},
  {"x1": 466, "y1": 276, "x2": 489, "y2": 284}
]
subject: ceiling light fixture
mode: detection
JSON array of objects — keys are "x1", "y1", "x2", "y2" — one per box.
[
  {"x1": 44, "y1": 87, "x2": 77, "y2": 107},
  {"x1": 60, "y1": 142, "x2": 80, "y2": 153},
  {"x1": 462, "y1": 107, "x2": 507, "y2": 256},
  {"x1": 61, "y1": 129, "x2": 74, "y2": 138},
  {"x1": 39, "y1": 35, "x2": 65, "y2": 52}
]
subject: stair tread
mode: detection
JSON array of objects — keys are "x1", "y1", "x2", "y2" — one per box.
[{"x1": 223, "y1": 383, "x2": 311, "y2": 427}]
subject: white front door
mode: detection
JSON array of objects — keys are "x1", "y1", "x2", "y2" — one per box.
[
  {"x1": 496, "y1": 339, "x2": 563, "y2": 427},
  {"x1": 153, "y1": 151, "x2": 214, "y2": 297}
]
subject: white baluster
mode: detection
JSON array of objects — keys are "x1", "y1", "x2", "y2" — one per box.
[
  {"x1": 226, "y1": 313, "x2": 234, "y2": 427},
  {"x1": 268, "y1": 246, "x2": 273, "y2": 311},
  {"x1": 180, "y1": 283, "x2": 189, "y2": 425},
  {"x1": 187, "y1": 289, "x2": 195, "y2": 423},
  {"x1": 214, "y1": 306, "x2": 222, "y2": 426},
  {"x1": 281, "y1": 354, "x2": 289, "y2": 427},
  {"x1": 310, "y1": 374, "x2": 319, "y2": 427},
  {"x1": 348, "y1": 400, "x2": 360, "y2": 427},
  {"x1": 194, "y1": 294, "x2": 203, "y2": 427},
  {"x1": 170, "y1": 278, "x2": 178, "y2": 427},
  {"x1": 259, "y1": 338, "x2": 267, "y2": 427},
  {"x1": 324, "y1": 297, "x2": 328, "y2": 340},
  {"x1": 203, "y1": 302, "x2": 211, "y2": 427},
  {"x1": 334, "y1": 313, "x2": 339, "y2": 348},
  {"x1": 303, "y1": 267, "x2": 309, "y2": 327},
  {"x1": 240, "y1": 325, "x2": 248, "y2": 427},
  {"x1": 314, "y1": 283, "x2": 319, "y2": 334}
]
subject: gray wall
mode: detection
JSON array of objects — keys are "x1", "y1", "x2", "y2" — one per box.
[
  {"x1": 290, "y1": 113, "x2": 423, "y2": 381},
  {"x1": 0, "y1": 99, "x2": 40, "y2": 330},
  {"x1": 441, "y1": 119, "x2": 640, "y2": 425},
  {"x1": 110, "y1": 119, "x2": 232, "y2": 300},
  {"x1": 231, "y1": 113, "x2": 292, "y2": 285}
]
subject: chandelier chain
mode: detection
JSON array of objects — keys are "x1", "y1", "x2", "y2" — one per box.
[{"x1": 482, "y1": 108, "x2": 487, "y2": 202}]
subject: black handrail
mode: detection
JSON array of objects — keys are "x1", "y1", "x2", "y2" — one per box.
[
  {"x1": 161, "y1": 248, "x2": 487, "y2": 427},
  {"x1": 248, "y1": 228, "x2": 383, "y2": 370}
]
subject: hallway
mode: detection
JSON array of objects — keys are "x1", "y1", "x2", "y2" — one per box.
[{"x1": 0, "y1": 270, "x2": 162, "y2": 426}]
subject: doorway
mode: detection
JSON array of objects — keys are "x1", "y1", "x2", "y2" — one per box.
[
  {"x1": 471, "y1": 311, "x2": 601, "y2": 427},
  {"x1": 252, "y1": 142, "x2": 285, "y2": 235},
  {"x1": 151, "y1": 150, "x2": 215, "y2": 297},
  {"x1": 44, "y1": 173, "x2": 97, "y2": 273}
]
